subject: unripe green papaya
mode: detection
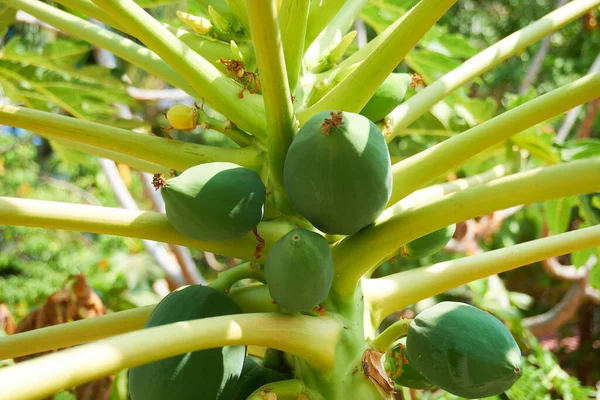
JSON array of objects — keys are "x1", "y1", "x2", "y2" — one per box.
[
  {"x1": 284, "y1": 111, "x2": 392, "y2": 235},
  {"x1": 406, "y1": 302, "x2": 523, "y2": 399},
  {"x1": 160, "y1": 162, "x2": 266, "y2": 241},
  {"x1": 401, "y1": 224, "x2": 456, "y2": 259},
  {"x1": 129, "y1": 285, "x2": 246, "y2": 400},
  {"x1": 386, "y1": 338, "x2": 434, "y2": 390},
  {"x1": 264, "y1": 229, "x2": 334, "y2": 312},
  {"x1": 359, "y1": 73, "x2": 411, "y2": 122},
  {"x1": 230, "y1": 357, "x2": 288, "y2": 400}
]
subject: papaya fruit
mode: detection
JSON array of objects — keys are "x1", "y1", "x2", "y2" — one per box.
[
  {"x1": 284, "y1": 111, "x2": 392, "y2": 235},
  {"x1": 129, "y1": 285, "x2": 246, "y2": 400},
  {"x1": 264, "y1": 228, "x2": 334, "y2": 311},
  {"x1": 230, "y1": 356, "x2": 288, "y2": 400},
  {"x1": 386, "y1": 337, "x2": 434, "y2": 390},
  {"x1": 401, "y1": 224, "x2": 456, "y2": 259},
  {"x1": 159, "y1": 162, "x2": 266, "y2": 241},
  {"x1": 166, "y1": 104, "x2": 197, "y2": 131},
  {"x1": 405, "y1": 302, "x2": 523, "y2": 399},
  {"x1": 359, "y1": 73, "x2": 412, "y2": 122}
]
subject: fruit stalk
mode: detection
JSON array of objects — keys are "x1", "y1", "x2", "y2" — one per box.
[
  {"x1": 0, "y1": 197, "x2": 296, "y2": 261},
  {"x1": 90, "y1": 0, "x2": 266, "y2": 135},
  {"x1": 333, "y1": 158, "x2": 600, "y2": 295},
  {"x1": 386, "y1": 0, "x2": 600, "y2": 141},
  {"x1": 246, "y1": 0, "x2": 297, "y2": 194},
  {"x1": 209, "y1": 262, "x2": 265, "y2": 292},
  {"x1": 297, "y1": 0, "x2": 458, "y2": 123},
  {"x1": 388, "y1": 71, "x2": 600, "y2": 206},
  {"x1": 0, "y1": 0, "x2": 199, "y2": 99},
  {"x1": 0, "y1": 105, "x2": 263, "y2": 172},
  {"x1": 0, "y1": 314, "x2": 341, "y2": 399},
  {"x1": 370, "y1": 318, "x2": 412, "y2": 351}
]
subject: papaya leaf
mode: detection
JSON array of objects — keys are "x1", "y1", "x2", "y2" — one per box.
[
  {"x1": 448, "y1": 92, "x2": 497, "y2": 127},
  {"x1": 560, "y1": 139, "x2": 600, "y2": 161},
  {"x1": 571, "y1": 246, "x2": 598, "y2": 269},
  {"x1": 510, "y1": 131, "x2": 561, "y2": 165},
  {"x1": 590, "y1": 263, "x2": 600, "y2": 290},
  {"x1": 360, "y1": 0, "x2": 412, "y2": 34},
  {"x1": 543, "y1": 197, "x2": 576, "y2": 236},
  {"x1": 404, "y1": 49, "x2": 461, "y2": 84},
  {"x1": 420, "y1": 25, "x2": 478, "y2": 59}
]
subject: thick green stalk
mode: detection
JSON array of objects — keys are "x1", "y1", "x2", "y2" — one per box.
[
  {"x1": 0, "y1": 0, "x2": 199, "y2": 99},
  {"x1": 0, "y1": 306, "x2": 154, "y2": 361},
  {"x1": 332, "y1": 158, "x2": 600, "y2": 295},
  {"x1": 229, "y1": 285, "x2": 280, "y2": 313},
  {"x1": 0, "y1": 197, "x2": 296, "y2": 262},
  {"x1": 246, "y1": 0, "x2": 297, "y2": 193},
  {"x1": 297, "y1": 0, "x2": 457, "y2": 124},
  {"x1": 209, "y1": 262, "x2": 265, "y2": 292},
  {"x1": 0, "y1": 314, "x2": 341, "y2": 399},
  {"x1": 364, "y1": 224, "x2": 600, "y2": 327},
  {"x1": 370, "y1": 318, "x2": 412, "y2": 352},
  {"x1": 388, "y1": 72, "x2": 600, "y2": 206},
  {"x1": 386, "y1": 0, "x2": 600, "y2": 141},
  {"x1": 0, "y1": 105, "x2": 263, "y2": 172},
  {"x1": 52, "y1": 0, "x2": 127, "y2": 31},
  {"x1": 45, "y1": 138, "x2": 172, "y2": 175},
  {"x1": 90, "y1": 0, "x2": 266, "y2": 135},
  {"x1": 279, "y1": 0, "x2": 310, "y2": 93},
  {"x1": 305, "y1": 0, "x2": 347, "y2": 49}
]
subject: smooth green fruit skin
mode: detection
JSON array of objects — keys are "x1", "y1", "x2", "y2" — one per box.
[
  {"x1": 129, "y1": 285, "x2": 246, "y2": 400},
  {"x1": 162, "y1": 162, "x2": 266, "y2": 241},
  {"x1": 392, "y1": 338, "x2": 434, "y2": 390},
  {"x1": 230, "y1": 357, "x2": 288, "y2": 400},
  {"x1": 402, "y1": 224, "x2": 456, "y2": 259},
  {"x1": 284, "y1": 111, "x2": 392, "y2": 235},
  {"x1": 264, "y1": 229, "x2": 334, "y2": 312},
  {"x1": 406, "y1": 302, "x2": 523, "y2": 399},
  {"x1": 360, "y1": 73, "x2": 412, "y2": 122}
]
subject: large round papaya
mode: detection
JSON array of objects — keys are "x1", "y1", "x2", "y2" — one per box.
[
  {"x1": 401, "y1": 224, "x2": 456, "y2": 259},
  {"x1": 230, "y1": 357, "x2": 288, "y2": 400},
  {"x1": 159, "y1": 162, "x2": 266, "y2": 241},
  {"x1": 406, "y1": 302, "x2": 523, "y2": 399},
  {"x1": 284, "y1": 111, "x2": 392, "y2": 235},
  {"x1": 264, "y1": 228, "x2": 334, "y2": 312},
  {"x1": 360, "y1": 73, "x2": 411, "y2": 122},
  {"x1": 129, "y1": 285, "x2": 246, "y2": 400}
]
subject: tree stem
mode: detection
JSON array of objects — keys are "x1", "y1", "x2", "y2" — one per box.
[
  {"x1": 0, "y1": 314, "x2": 340, "y2": 399},
  {"x1": 333, "y1": 158, "x2": 600, "y2": 295},
  {"x1": 363, "y1": 224, "x2": 600, "y2": 327}
]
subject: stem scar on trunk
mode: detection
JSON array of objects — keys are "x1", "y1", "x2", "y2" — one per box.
[{"x1": 321, "y1": 111, "x2": 344, "y2": 135}]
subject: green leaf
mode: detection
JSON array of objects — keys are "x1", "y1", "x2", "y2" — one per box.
[
  {"x1": 449, "y1": 93, "x2": 497, "y2": 127},
  {"x1": 571, "y1": 246, "x2": 598, "y2": 269},
  {"x1": 510, "y1": 131, "x2": 561, "y2": 165},
  {"x1": 404, "y1": 49, "x2": 461, "y2": 84},
  {"x1": 420, "y1": 25, "x2": 478, "y2": 59},
  {"x1": 590, "y1": 263, "x2": 600, "y2": 290},
  {"x1": 543, "y1": 198, "x2": 576, "y2": 236},
  {"x1": 560, "y1": 139, "x2": 600, "y2": 161}
]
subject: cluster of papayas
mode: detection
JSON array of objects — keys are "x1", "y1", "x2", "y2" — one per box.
[
  {"x1": 264, "y1": 228, "x2": 334, "y2": 312},
  {"x1": 405, "y1": 301, "x2": 523, "y2": 398},
  {"x1": 128, "y1": 285, "x2": 246, "y2": 399},
  {"x1": 284, "y1": 110, "x2": 392, "y2": 235},
  {"x1": 158, "y1": 162, "x2": 266, "y2": 241},
  {"x1": 359, "y1": 73, "x2": 412, "y2": 122},
  {"x1": 401, "y1": 224, "x2": 456, "y2": 259}
]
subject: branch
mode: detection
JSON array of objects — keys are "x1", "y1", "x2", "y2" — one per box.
[
  {"x1": 332, "y1": 158, "x2": 600, "y2": 295},
  {"x1": 388, "y1": 71, "x2": 600, "y2": 206},
  {"x1": 90, "y1": 0, "x2": 266, "y2": 135},
  {"x1": 0, "y1": 306, "x2": 153, "y2": 361},
  {"x1": 0, "y1": 314, "x2": 341, "y2": 399},
  {"x1": 297, "y1": 0, "x2": 457, "y2": 123},
  {"x1": 362, "y1": 224, "x2": 600, "y2": 327},
  {"x1": 246, "y1": 0, "x2": 296, "y2": 193},
  {"x1": 1, "y1": 0, "x2": 200, "y2": 99},
  {"x1": 0, "y1": 105, "x2": 264, "y2": 172},
  {"x1": 0, "y1": 197, "x2": 296, "y2": 262},
  {"x1": 387, "y1": 0, "x2": 600, "y2": 141},
  {"x1": 279, "y1": 0, "x2": 310, "y2": 93}
]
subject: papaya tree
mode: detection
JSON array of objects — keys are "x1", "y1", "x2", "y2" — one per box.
[{"x1": 0, "y1": 0, "x2": 600, "y2": 399}]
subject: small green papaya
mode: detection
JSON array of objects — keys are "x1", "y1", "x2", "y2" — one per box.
[
  {"x1": 230, "y1": 357, "x2": 288, "y2": 400},
  {"x1": 159, "y1": 162, "x2": 266, "y2": 241},
  {"x1": 386, "y1": 337, "x2": 434, "y2": 390},
  {"x1": 264, "y1": 229, "x2": 334, "y2": 312},
  {"x1": 284, "y1": 111, "x2": 392, "y2": 235},
  {"x1": 359, "y1": 73, "x2": 412, "y2": 122},
  {"x1": 129, "y1": 285, "x2": 246, "y2": 400},
  {"x1": 166, "y1": 104, "x2": 197, "y2": 131},
  {"x1": 406, "y1": 302, "x2": 523, "y2": 399},
  {"x1": 401, "y1": 224, "x2": 456, "y2": 259}
]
